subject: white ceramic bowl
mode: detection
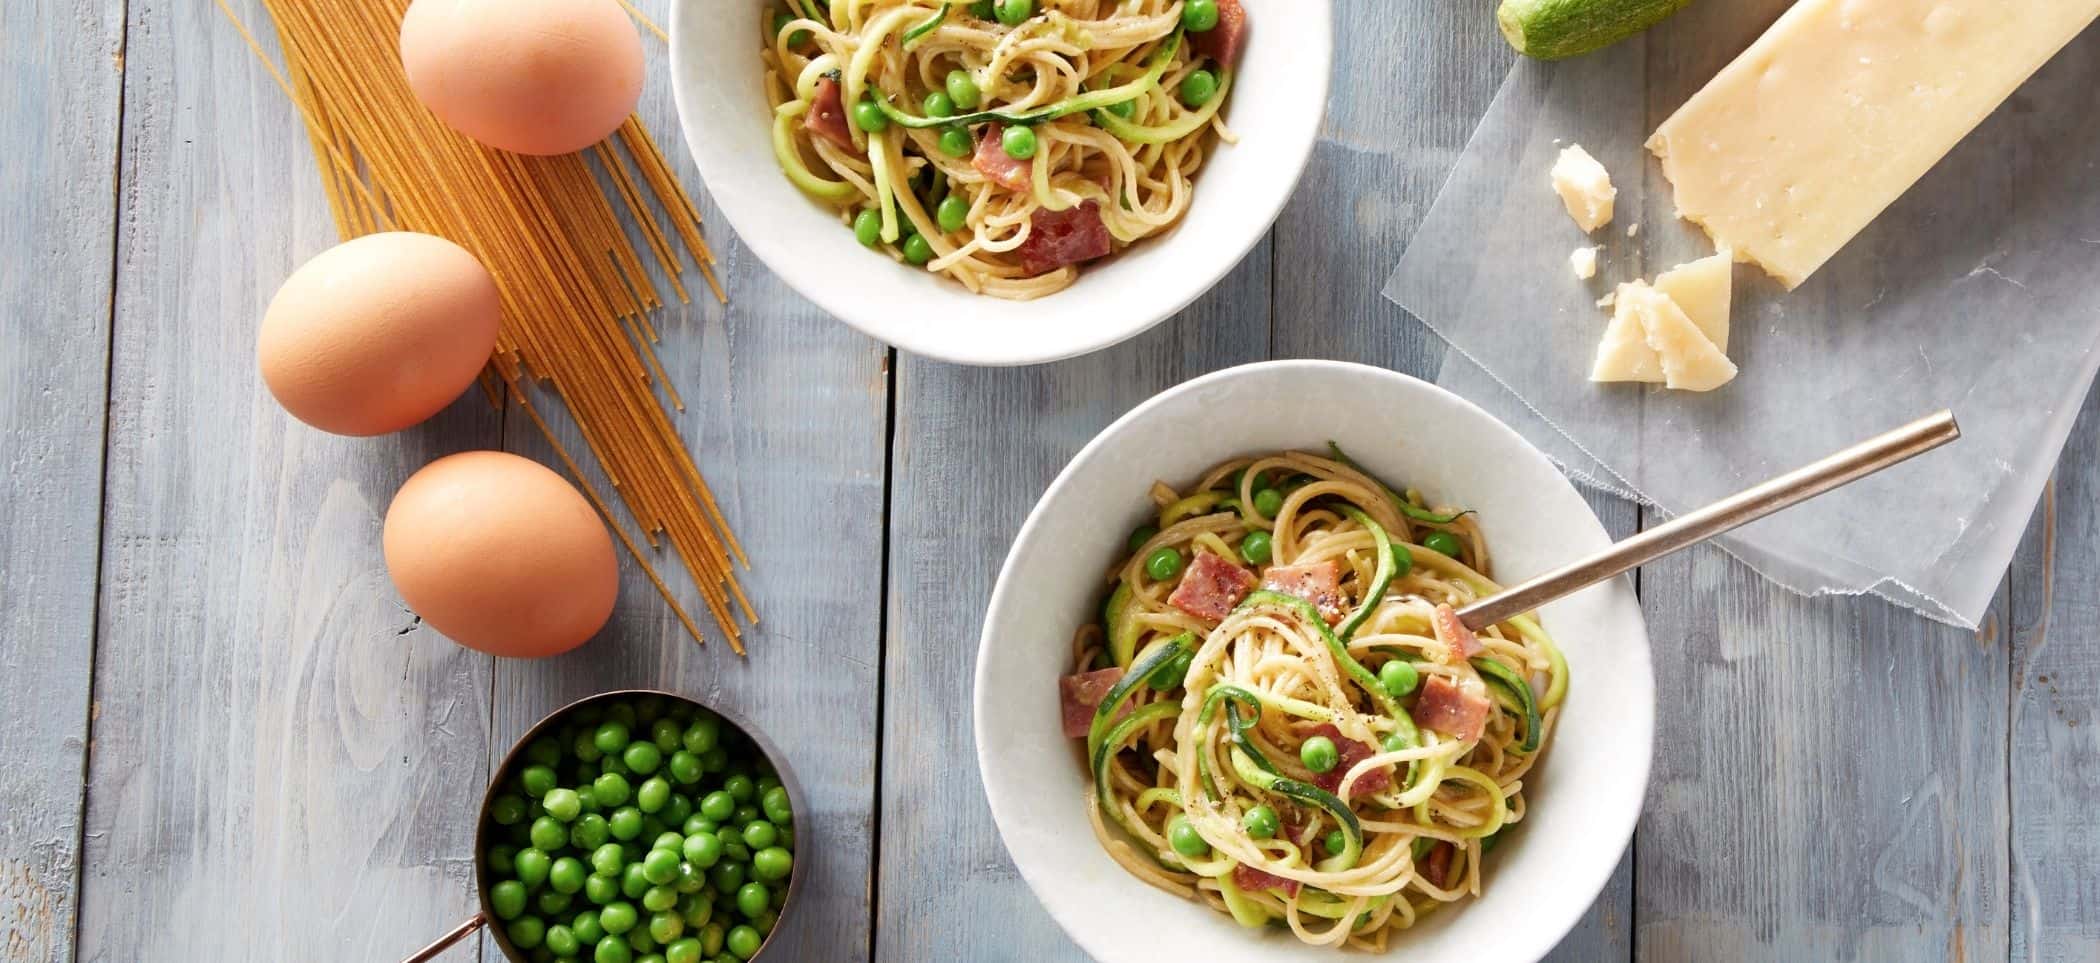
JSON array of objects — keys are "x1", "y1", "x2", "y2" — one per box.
[
  {"x1": 668, "y1": 2, "x2": 1331, "y2": 366},
  {"x1": 975, "y1": 360, "x2": 1654, "y2": 962}
]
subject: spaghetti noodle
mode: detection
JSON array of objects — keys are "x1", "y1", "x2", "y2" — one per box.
[
  {"x1": 1066, "y1": 449, "x2": 1567, "y2": 949},
  {"x1": 217, "y1": 0, "x2": 754, "y2": 649},
  {"x1": 765, "y1": 0, "x2": 1244, "y2": 298}
]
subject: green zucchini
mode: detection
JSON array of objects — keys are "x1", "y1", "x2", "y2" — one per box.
[
  {"x1": 1496, "y1": 0, "x2": 1696, "y2": 61},
  {"x1": 1325, "y1": 442, "x2": 1471, "y2": 525},
  {"x1": 1334, "y1": 508, "x2": 1395, "y2": 642},
  {"x1": 1103, "y1": 581, "x2": 1141, "y2": 668},
  {"x1": 901, "y1": 2, "x2": 948, "y2": 47},
  {"x1": 1090, "y1": 700, "x2": 1182, "y2": 844},
  {"x1": 1471, "y1": 657, "x2": 1542, "y2": 753},
  {"x1": 1087, "y1": 633, "x2": 1192, "y2": 758}
]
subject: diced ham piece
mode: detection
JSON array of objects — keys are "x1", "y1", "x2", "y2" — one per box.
[
  {"x1": 1306, "y1": 723, "x2": 1392, "y2": 799},
  {"x1": 972, "y1": 124, "x2": 1033, "y2": 191},
  {"x1": 1193, "y1": 0, "x2": 1247, "y2": 70},
  {"x1": 1432, "y1": 603, "x2": 1484, "y2": 661},
  {"x1": 1418, "y1": 841, "x2": 1456, "y2": 888},
  {"x1": 1261, "y1": 560, "x2": 1345, "y2": 624},
  {"x1": 1413, "y1": 674, "x2": 1491, "y2": 742},
  {"x1": 1166, "y1": 550, "x2": 1257, "y2": 621},
  {"x1": 1232, "y1": 862, "x2": 1301, "y2": 898},
  {"x1": 804, "y1": 76, "x2": 856, "y2": 150},
  {"x1": 1058, "y1": 666, "x2": 1124, "y2": 738},
  {"x1": 1014, "y1": 201, "x2": 1113, "y2": 276}
]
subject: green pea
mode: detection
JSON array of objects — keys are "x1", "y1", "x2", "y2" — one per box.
[
  {"x1": 1167, "y1": 816, "x2": 1210, "y2": 858},
  {"x1": 1127, "y1": 524, "x2": 1159, "y2": 553},
  {"x1": 934, "y1": 195, "x2": 970, "y2": 234},
  {"x1": 969, "y1": 0, "x2": 994, "y2": 18},
  {"x1": 726, "y1": 925, "x2": 762, "y2": 961},
  {"x1": 642, "y1": 720, "x2": 675, "y2": 753},
  {"x1": 735, "y1": 882, "x2": 769, "y2": 919},
  {"x1": 1324, "y1": 830, "x2": 1348, "y2": 856},
  {"x1": 594, "y1": 773, "x2": 634, "y2": 808},
  {"x1": 624, "y1": 742, "x2": 664, "y2": 776},
  {"x1": 1381, "y1": 730, "x2": 1411, "y2": 754},
  {"x1": 1391, "y1": 542, "x2": 1415, "y2": 577},
  {"x1": 1423, "y1": 531, "x2": 1464, "y2": 558},
  {"x1": 516, "y1": 848, "x2": 552, "y2": 887},
  {"x1": 943, "y1": 70, "x2": 982, "y2": 113},
  {"x1": 700, "y1": 791, "x2": 736, "y2": 822},
  {"x1": 699, "y1": 922, "x2": 726, "y2": 956},
  {"x1": 574, "y1": 731, "x2": 605, "y2": 763},
  {"x1": 739, "y1": 821, "x2": 777, "y2": 850},
  {"x1": 601, "y1": 901, "x2": 640, "y2": 935},
  {"x1": 1179, "y1": 69, "x2": 1219, "y2": 108},
  {"x1": 649, "y1": 909, "x2": 686, "y2": 944},
  {"x1": 680, "y1": 891, "x2": 714, "y2": 927},
  {"x1": 595, "y1": 722, "x2": 632, "y2": 756},
  {"x1": 643, "y1": 885, "x2": 681, "y2": 913},
  {"x1": 665, "y1": 752, "x2": 705, "y2": 786},
  {"x1": 683, "y1": 815, "x2": 718, "y2": 837},
  {"x1": 1253, "y1": 487, "x2": 1284, "y2": 518},
  {"x1": 573, "y1": 909, "x2": 606, "y2": 944},
  {"x1": 760, "y1": 786, "x2": 792, "y2": 826},
  {"x1": 490, "y1": 794, "x2": 528, "y2": 825},
  {"x1": 1380, "y1": 660, "x2": 1420, "y2": 698},
  {"x1": 537, "y1": 887, "x2": 572, "y2": 915},
  {"x1": 902, "y1": 233, "x2": 934, "y2": 265},
  {"x1": 923, "y1": 91, "x2": 955, "y2": 119},
  {"x1": 1147, "y1": 650, "x2": 1193, "y2": 691},
  {"x1": 1000, "y1": 124, "x2": 1038, "y2": 160},
  {"x1": 591, "y1": 842, "x2": 626, "y2": 877},
  {"x1": 637, "y1": 777, "x2": 672, "y2": 814},
  {"x1": 1301, "y1": 735, "x2": 1339, "y2": 773},
  {"x1": 1106, "y1": 96, "x2": 1137, "y2": 120},
  {"x1": 710, "y1": 862, "x2": 746, "y2": 894},
  {"x1": 852, "y1": 209, "x2": 883, "y2": 248},
  {"x1": 1239, "y1": 530, "x2": 1273, "y2": 565},
  {"x1": 851, "y1": 98, "x2": 888, "y2": 133},
  {"x1": 752, "y1": 909, "x2": 778, "y2": 936},
  {"x1": 547, "y1": 923, "x2": 582, "y2": 957},
  {"x1": 606, "y1": 703, "x2": 639, "y2": 729},
  {"x1": 641, "y1": 849, "x2": 681, "y2": 886},
  {"x1": 1182, "y1": 0, "x2": 1219, "y2": 32},
  {"x1": 622, "y1": 862, "x2": 652, "y2": 898},
  {"x1": 550, "y1": 856, "x2": 589, "y2": 894},
  {"x1": 601, "y1": 756, "x2": 631, "y2": 778},
  {"x1": 507, "y1": 915, "x2": 547, "y2": 950},
  {"x1": 487, "y1": 844, "x2": 518, "y2": 876},
  {"x1": 674, "y1": 860, "x2": 708, "y2": 895},
  {"x1": 699, "y1": 746, "x2": 729, "y2": 773},
  {"x1": 641, "y1": 815, "x2": 669, "y2": 840},
  {"x1": 594, "y1": 934, "x2": 633, "y2": 963},
  {"x1": 994, "y1": 0, "x2": 1033, "y2": 26},
  {"x1": 731, "y1": 804, "x2": 761, "y2": 827},
  {"x1": 662, "y1": 793, "x2": 694, "y2": 828},
  {"x1": 626, "y1": 926, "x2": 657, "y2": 953},
  {"x1": 751, "y1": 847, "x2": 793, "y2": 882},
  {"x1": 1144, "y1": 546, "x2": 1184, "y2": 581},
  {"x1": 683, "y1": 832, "x2": 724, "y2": 869},
  {"x1": 666, "y1": 939, "x2": 704, "y2": 963},
  {"x1": 586, "y1": 874, "x2": 621, "y2": 905},
  {"x1": 768, "y1": 11, "x2": 810, "y2": 47},
  {"x1": 530, "y1": 816, "x2": 567, "y2": 851},
  {"x1": 490, "y1": 879, "x2": 529, "y2": 920},
  {"x1": 1242, "y1": 805, "x2": 1279, "y2": 840},
  {"x1": 543, "y1": 788, "x2": 583, "y2": 822},
  {"x1": 653, "y1": 831, "x2": 685, "y2": 853},
  {"x1": 521, "y1": 764, "x2": 559, "y2": 798},
  {"x1": 936, "y1": 125, "x2": 973, "y2": 158},
  {"x1": 609, "y1": 807, "x2": 645, "y2": 841},
  {"x1": 682, "y1": 717, "x2": 721, "y2": 755},
  {"x1": 776, "y1": 826, "x2": 794, "y2": 849}
]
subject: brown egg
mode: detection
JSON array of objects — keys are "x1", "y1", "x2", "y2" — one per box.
[
  {"x1": 383, "y1": 451, "x2": 619, "y2": 658},
  {"x1": 258, "y1": 232, "x2": 500, "y2": 436},
  {"x1": 399, "y1": 0, "x2": 644, "y2": 156}
]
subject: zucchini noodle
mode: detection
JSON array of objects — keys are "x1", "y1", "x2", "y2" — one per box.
[
  {"x1": 761, "y1": 0, "x2": 1240, "y2": 299},
  {"x1": 1070, "y1": 451, "x2": 1569, "y2": 951}
]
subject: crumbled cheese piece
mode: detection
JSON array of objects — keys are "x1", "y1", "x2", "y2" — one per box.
[
  {"x1": 1550, "y1": 144, "x2": 1616, "y2": 233},
  {"x1": 1596, "y1": 291, "x2": 1617, "y2": 309},
  {"x1": 1627, "y1": 223, "x2": 1640, "y2": 238},
  {"x1": 1569, "y1": 246, "x2": 1600, "y2": 280},
  {"x1": 1652, "y1": 251, "x2": 1732, "y2": 351}
]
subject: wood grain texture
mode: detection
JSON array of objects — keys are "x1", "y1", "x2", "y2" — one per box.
[
  {"x1": 2011, "y1": 388, "x2": 2100, "y2": 963},
  {"x1": 876, "y1": 255, "x2": 1271, "y2": 961},
  {"x1": 78, "y1": 3, "x2": 496, "y2": 959},
  {"x1": 484, "y1": 10, "x2": 893, "y2": 957},
  {"x1": 0, "y1": 2, "x2": 124, "y2": 960}
]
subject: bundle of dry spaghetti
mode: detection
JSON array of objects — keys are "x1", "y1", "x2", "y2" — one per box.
[{"x1": 217, "y1": 0, "x2": 755, "y2": 651}]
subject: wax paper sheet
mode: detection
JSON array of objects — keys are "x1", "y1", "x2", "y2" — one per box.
[{"x1": 1385, "y1": 4, "x2": 2100, "y2": 627}]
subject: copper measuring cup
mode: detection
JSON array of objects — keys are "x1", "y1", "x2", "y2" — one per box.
[{"x1": 400, "y1": 689, "x2": 809, "y2": 962}]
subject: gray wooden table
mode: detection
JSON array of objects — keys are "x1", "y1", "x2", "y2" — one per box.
[{"x1": 5, "y1": 2, "x2": 2096, "y2": 961}]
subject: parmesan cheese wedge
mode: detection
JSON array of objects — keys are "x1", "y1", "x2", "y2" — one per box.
[
  {"x1": 1590, "y1": 288, "x2": 1664, "y2": 383},
  {"x1": 1589, "y1": 276, "x2": 1738, "y2": 391},
  {"x1": 1550, "y1": 145, "x2": 1615, "y2": 232},
  {"x1": 1647, "y1": 0, "x2": 2100, "y2": 288},
  {"x1": 1652, "y1": 251, "x2": 1731, "y2": 351},
  {"x1": 1633, "y1": 284, "x2": 1738, "y2": 391}
]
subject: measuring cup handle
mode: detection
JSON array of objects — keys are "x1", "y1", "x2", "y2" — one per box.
[{"x1": 400, "y1": 913, "x2": 486, "y2": 963}]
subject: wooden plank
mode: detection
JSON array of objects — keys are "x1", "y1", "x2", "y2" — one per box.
[
  {"x1": 0, "y1": 2, "x2": 124, "y2": 959},
  {"x1": 77, "y1": 4, "x2": 499, "y2": 959},
  {"x1": 2010, "y1": 387, "x2": 2100, "y2": 962},
  {"x1": 877, "y1": 260, "x2": 1271, "y2": 959},
  {"x1": 1272, "y1": 6, "x2": 1637, "y2": 960},
  {"x1": 484, "y1": 6, "x2": 893, "y2": 958}
]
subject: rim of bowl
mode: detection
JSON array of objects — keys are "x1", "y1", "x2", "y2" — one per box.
[
  {"x1": 667, "y1": 1, "x2": 1335, "y2": 366},
  {"x1": 475, "y1": 689, "x2": 809, "y2": 963},
  {"x1": 972, "y1": 359, "x2": 1655, "y2": 962}
]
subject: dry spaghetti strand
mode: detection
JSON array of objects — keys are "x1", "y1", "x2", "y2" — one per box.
[{"x1": 219, "y1": 0, "x2": 751, "y2": 651}]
